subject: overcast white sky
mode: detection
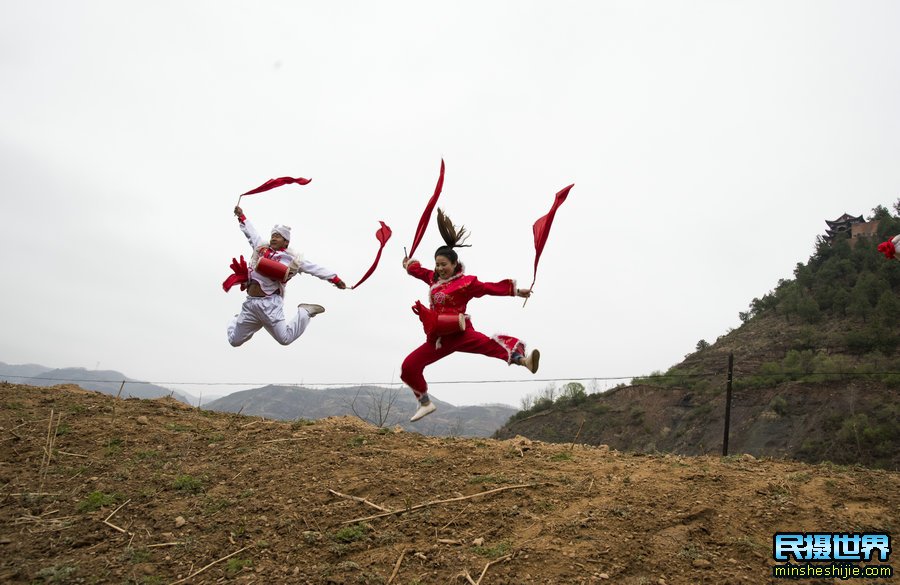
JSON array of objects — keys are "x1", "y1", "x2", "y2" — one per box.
[{"x1": 2, "y1": 1, "x2": 898, "y2": 408}]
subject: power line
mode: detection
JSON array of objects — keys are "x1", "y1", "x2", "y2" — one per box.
[
  {"x1": 2, "y1": 370, "x2": 899, "y2": 388},
  {"x1": 1, "y1": 374, "x2": 636, "y2": 386}
]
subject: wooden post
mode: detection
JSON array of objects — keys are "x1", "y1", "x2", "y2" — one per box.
[{"x1": 722, "y1": 353, "x2": 734, "y2": 456}]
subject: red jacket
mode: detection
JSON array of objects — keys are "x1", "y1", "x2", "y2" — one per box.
[{"x1": 406, "y1": 260, "x2": 515, "y2": 316}]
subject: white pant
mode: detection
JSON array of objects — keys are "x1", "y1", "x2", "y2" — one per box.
[{"x1": 227, "y1": 295, "x2": 312, "y2": 347}]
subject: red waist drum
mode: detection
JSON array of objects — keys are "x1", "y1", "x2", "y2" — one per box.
[
  {"x1": 256, "y1": 257, "x2": 289, "y2": 282},
  {"x1": 432, "y1": 312, "x2": 467, "y2": 336}
]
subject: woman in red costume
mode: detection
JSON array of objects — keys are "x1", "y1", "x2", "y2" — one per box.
[{"x1": 401, "y1": 209, "x2": 540, "y2": 422}]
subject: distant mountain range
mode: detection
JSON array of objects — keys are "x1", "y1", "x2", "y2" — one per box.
[
  {"x1": 0, "y1": 361, "x2": 192, "y2": 403},
  {"x1": 204, "y1": 385, "x2": 516, "y2": 437},
  {"x1": 0, "y1": 361, "x2": 516, "y2": 437}
]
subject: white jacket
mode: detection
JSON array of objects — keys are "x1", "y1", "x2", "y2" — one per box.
[{"x1": 239, "y1": 219, "x2": 337, "y2": 296}]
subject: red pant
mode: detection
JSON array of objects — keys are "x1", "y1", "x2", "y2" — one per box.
[{"x1": 400, "y1": 328, "x2": 523, "y2": 397}]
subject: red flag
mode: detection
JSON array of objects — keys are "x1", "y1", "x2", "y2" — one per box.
[
  {"x1": 241, "y1": 176, "x2": 312, "y2": 196},
  {"x1": 350, "y1": 222, "x2": 393, "y2": 289},
  {"x1": 530, "y1": 184, "x2": 574, "y2": 289},
  {"x1": 408, "y1": 159, "x2": 445, "y2": 258}
]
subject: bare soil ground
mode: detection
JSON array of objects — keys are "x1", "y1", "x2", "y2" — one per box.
[{"x1": 1, "y1": 383, "x2": 897, "y2": 584}]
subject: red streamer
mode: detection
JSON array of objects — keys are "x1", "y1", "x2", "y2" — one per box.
[
  {"x1": 350, "y1": 222, "x2": 393, "y2": 289},
  {"x1": 241, "y1": 176, "x2": 312, "y2": 196},
  {"x1": 530, "y1": 184, "x2": 574, "y2": 289},
  {"x1": 408, "y1": 159, "x2": 445, "y2": 258}
]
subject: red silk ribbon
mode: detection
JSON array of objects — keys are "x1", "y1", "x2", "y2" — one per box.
[
  {"x1": 530, "y1": 184, "x2": 574, "y2": 289},
  {"x1": 408, "y1": 160, "x2": 445, "y2": 259},
  {"x1": 241, "y1": 176, "x2": 312, "y2": 196},
  {"x1": 350, "y1": 222, "x2": 393, "y2": 289}
]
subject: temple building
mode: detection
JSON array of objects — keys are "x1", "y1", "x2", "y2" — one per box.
[
  {"x1": 825, "y1": 213, "x2": 864, "y2": 241},
  {"x1": 824, "y1": 213, "x2": 879, "y2": 246}
]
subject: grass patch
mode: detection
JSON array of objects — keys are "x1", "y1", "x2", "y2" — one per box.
[
  {"x1": 677, "y1": 543, "x2": 705, "y2": 560},
  {"x1": 105, "y1": 437, "x2": 124, "y2": 456},
  {"x1": 347, "y1": 435, "x2": 366, "y2": 448},
  {"x1": 173, "y1": 475, "x2": 204, "y2": 494},
  {"x1": 332, "y1": 523, "x2": 369, "y2": 543},
  {"x1": 203, "y1": 497, "x2": 232, "y2": 514},
  {"x1": 135, "y1": 450, "x2": 162, "y2": 463},
  {"x1": 77, "y1": 491, "x2": 118, "y2": 513},
  {"x1": 292, "y1": 418, "x2": 315, "y2": 428},
  {"x1": 550, "y1": 451, "x2": 572, "y2": 461},
  {"x1": 224, "y1": 558, "x2": 253, "y2": 577},
  {"x1": 35, "y1": 564, "x2": 77, "y2": 582},
  {"x1": 787, "y1": 471, "x2": 813, "y2": 483},
  {"x1": 473, "y1": 540, "x2": 511, "y2": 559},
  {"x1": 123, "y1": 547, "x2": 152, "y2": 563}
]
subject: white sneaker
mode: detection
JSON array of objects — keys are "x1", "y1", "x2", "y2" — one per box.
[
  {"x1": 410, "y1": 402, "x2": 437, "y2": 422},
  {"x1": 523, "y1": 349, "x2": 540, "y2": 374},
  {"x1": 298, "y1": 303, "x2": 325, "y2": 318}
]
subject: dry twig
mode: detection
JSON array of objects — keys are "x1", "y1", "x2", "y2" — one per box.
[
  {"x1": 342, "y1": 484, "x2": 538, "y2": 524},
  {"x1": 570, "y1": 420, "x2": 585, "y2": 451},
  {"x1": 102, "y1": 499, "x2": 132, "y2": 534},
  {"x1": 440, "y1": 503, "x2": 472, "y2": 531},
  {"x1": 167, "y1": 546, "x2": 250, "y2": 585},
  {"x1": 9, "y1": 492, "x2": 60, "y2": 497},
  {"x1": 386, "y1": 548, "x2": 407, "y2": 585},
  {"x1": 38, "y1": 410, "x2": 58, "y2": 494},
  {"x1": 5, "y1": 422, "x2": 27, "y2": 439},
  {"x1": 329, "y1": 489, "x2": 392, "y2": 512},
  {"x1": 476, "y1": 554, "x2": 512, "y2": 584}
]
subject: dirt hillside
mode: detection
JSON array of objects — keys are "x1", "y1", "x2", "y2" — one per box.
[{"x1": 1, "y1": 383, "x2": 897, "y2": 584}]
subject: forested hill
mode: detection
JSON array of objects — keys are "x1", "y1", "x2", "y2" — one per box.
[{"x1": 496, "y1": 202, "x2": 900, "y2": 469}]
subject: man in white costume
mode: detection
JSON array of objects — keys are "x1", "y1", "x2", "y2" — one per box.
[{"x1": 227, "y1": 205, "x2": 346, "y2": 347}]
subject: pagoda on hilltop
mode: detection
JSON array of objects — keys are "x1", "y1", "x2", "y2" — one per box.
[
  {"x1": 824, "y1": 213, "x2": 864, "y2": 242},
  {"x1": 824, "y1": 212, "x2": 880, "y2": 246}
]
